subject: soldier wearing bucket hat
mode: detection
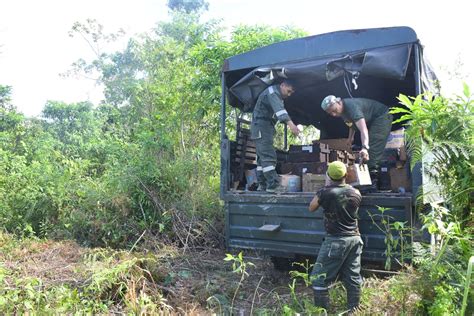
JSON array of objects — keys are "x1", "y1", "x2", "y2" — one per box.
[
  {"x1": 308, "y1": 161, "x2": 363, "y2": 313},
  {"x1": 321, "y1": 95, "x2": 393, "y2": 188}
]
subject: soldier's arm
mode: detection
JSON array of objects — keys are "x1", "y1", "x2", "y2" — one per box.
[
  {"x1": 355, "y1": 118, "x2": 370, "y2": 161},
  {"x1": 267, "y1": 91, "x2": 299, "y2": 136},
  {"x1": 267, "y1": 88, "x2": 290, "y2": 123},
  {"x1": 309, "y1": 189, "x2": 323, "y2": 212},
  {"x1": 347, "y1": 127, "x2": 356, "y2": 145},
  {"x1": 308, "y1": 195, "x2": 320, "y2": 212}
]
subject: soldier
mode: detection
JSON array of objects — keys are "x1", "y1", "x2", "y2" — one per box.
[
  {"x1": 251, "y1": 79, "x2": 300, "y2": 193},
  {"x1": 321, "y1": 95, "x2": 393, "y2": 187},
  {"x1": 309, "y1": 161, "x2": 363, "y2": 313}
]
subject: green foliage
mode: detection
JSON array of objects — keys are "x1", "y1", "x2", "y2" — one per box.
[
  {"x1": 223, "y1": 251, "x2": 255, "y2": 313},
  {"x1": 0, "y1": 85, "x2": 14, "y2": 110},
  {"x1": 391, "y1": 86, "x2": 473, "y2": 221},
  {"x1": 167, "y1": 0, "x2": 209, "y2": 14},
  {"x1": 368, "y1": 206, "x2": 412, "y2": 270},
  {"x1": 0, "y1": 233, "x2": 172, "y2": 314},
  {"x1": 389, "y1": 87, "x2": 473, "y2": 313},
  {"x1": 0, "y1": 7, "x2": 306, "y2": 252}
]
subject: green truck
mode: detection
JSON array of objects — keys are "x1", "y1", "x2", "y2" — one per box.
[{"x1": 219, "y1": 27, "x2": 436, "y2": 268}]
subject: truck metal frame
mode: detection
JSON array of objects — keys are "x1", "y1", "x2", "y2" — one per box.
[{"x1": 219, "y1": 27, "x2": 435, "y2": 266}]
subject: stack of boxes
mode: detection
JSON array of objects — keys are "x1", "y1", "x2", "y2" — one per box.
[
  {"x1": 280, "y1": 142, "x2": 330, "y2": 192},
  {"x1": 274, "y1": 129, "x2": 410, "y2": 193},
  {"x1": 279, "y1": 141, "x2": 357, "y2": 192},
  {"x1": 383, "y1": 129, "x2": 411, "y2": 192}
]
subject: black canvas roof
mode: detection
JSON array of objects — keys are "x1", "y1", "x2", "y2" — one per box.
[
  {"x1": 222, "y1": 26, "x2": 437, "y2": 138},
  {"x1": 223, "y1": 27, "x2": 418, "y2": 73}
]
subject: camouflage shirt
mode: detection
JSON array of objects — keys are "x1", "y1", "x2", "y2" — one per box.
[
  {"x1": 250, "y1": 85, "x2": 291, "y2": 139},
  {"x1": 316, "y1": 184, "x2": 362, "y2": 236},
  {"x1": 341, "y1": 98, "x2": 389, "y2": 130}
]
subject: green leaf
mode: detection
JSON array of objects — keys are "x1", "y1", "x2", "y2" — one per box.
[{"x1": 463, "y1": 82, "x2": 470, "y2": 98}]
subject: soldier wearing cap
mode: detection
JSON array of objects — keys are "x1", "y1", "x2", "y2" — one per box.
[
  {"x1": 309, "y1": 161, "x2": 363, "y2": 313},
  {"x1": 321, "y1": 95, "x2": 393, "y2": 187},
  {"x1": 251, "y1": 80, "x2": 300, "y2": 193}
]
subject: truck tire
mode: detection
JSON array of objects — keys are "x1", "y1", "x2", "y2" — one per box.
[{"x1": 270, "y1": 256, "x2": 294, "y2": 271}]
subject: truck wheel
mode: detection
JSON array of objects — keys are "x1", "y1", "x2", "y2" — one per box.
[{"x1": 270, "y1": 256, "x2": 293, "y2": 271}]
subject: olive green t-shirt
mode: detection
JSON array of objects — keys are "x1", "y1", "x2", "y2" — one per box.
[
  {"x1": 341, "y1": 98, "x2": 389, "y2": 129},
  {"x1": 316, "y1": 184, "x2": 362, "y2": 236}
]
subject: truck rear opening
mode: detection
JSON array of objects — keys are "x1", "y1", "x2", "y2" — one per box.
[{"x1": 220, "y1": 27, "x2": 435, "y2": 267}]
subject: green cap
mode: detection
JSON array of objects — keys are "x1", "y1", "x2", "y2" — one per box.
[
  {"x1": 321, "y1": 95, "x2": 338, "y2": 111},
  {"x1": 327, "y1": 161, "x2": 347, "y2": 180}
]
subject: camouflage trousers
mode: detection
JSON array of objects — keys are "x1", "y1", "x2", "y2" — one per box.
[
  {"x1": 254, "y1": 130, "x2": 279, "y2": 190},
  {"x1": 311, "y1": 235, "x2": 363, "y2": 310}
]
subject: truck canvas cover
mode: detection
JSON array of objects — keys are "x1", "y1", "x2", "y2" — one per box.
[{"x1": 223, "y1": 26, "x2": 437, "y2": 137}]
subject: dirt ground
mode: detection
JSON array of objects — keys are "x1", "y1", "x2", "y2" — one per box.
[
  {"x1": 3, "y1": 234, "x2": 410, "y2": 315},
  {"x1": 1, "y1": 236, "x2": 314, "y2": 314}
]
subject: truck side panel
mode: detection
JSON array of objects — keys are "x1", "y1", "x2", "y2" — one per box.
[{"x1": 225, "y1": 194, "x2": 412, "y2": 262}]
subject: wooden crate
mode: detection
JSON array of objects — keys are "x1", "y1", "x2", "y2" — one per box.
[
  {"x1": 329, "y1": 149, "x2": 346, "y2": 162},
  {"x1": 280, "y1": 162, "x2": 328, "y2": 177},
  {"x1": 302, "y1": 173, "x2": 326, "y2": 192},
  {"x1": 319, "y1": 138, "x2": 351, "y2": 151}
]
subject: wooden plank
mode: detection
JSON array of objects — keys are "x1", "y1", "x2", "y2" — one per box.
[
  {"x1": 234, "y1": 157, "x2": 257, "y2": 165},
  {"x1": 234, "y1": 150, "x2": 257, "y2": 159},
  {"x1": 234, "y1": 146, "x2": 257, "y2": 154}
]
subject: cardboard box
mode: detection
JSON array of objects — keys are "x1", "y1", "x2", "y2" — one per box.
[
  {"x1": 346, "y1": 164, "x2": 371, "y2": 186},
  {"x1": 319, "y1": 138, "x2": 351, "y2": 151},
  {"x1": 280, "y1": 174, "x2": 301, "y2": 192},
  {"x1": 399, "y1": 146, "x2": 407, "y2": 161},
  {"x1": 385, "y1": 129, "x2": 405, "y2": 149},
  {"x1": 245, "y1": 168, "x2": 257, "y2": 189},
  {"x1": 346, "y1": 165, "x2": 358, "y2": 184},
  {"x1": 390, "y1": 165, "x2": 411, "y2": 192},
  {"x1": 382, "y1": 148, "x2": 399, "y2": 167},
  {"x1": 302, "y1": 173, "x2": 326, "y2": 192}
]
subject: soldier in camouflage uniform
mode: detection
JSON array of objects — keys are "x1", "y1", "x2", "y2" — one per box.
[
  {"x1": 309, "y1": 161, "x2": 363, "y2": 313},
  {"x1": 251, "y1": 80, "x2": 300, "y2": 193},
  {"x1": 321, "y1": 95, "x2": 393, "y2": 187}
]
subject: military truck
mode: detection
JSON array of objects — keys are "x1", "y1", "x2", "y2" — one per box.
[{"x1": 219, "y1": 27, "x2": 436, "y2": 268}]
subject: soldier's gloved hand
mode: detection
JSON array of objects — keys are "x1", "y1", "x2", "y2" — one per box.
[{"x1": 359, "y1": 149, "x2": 369, "y2": 162}]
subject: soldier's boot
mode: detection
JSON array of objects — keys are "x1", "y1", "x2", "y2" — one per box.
[
  {"x1": 265, "y1": 171, "x2": 286, "y2": 193},
  {"x1": 347, "y1": 287, "x2": 361, "y2": 314},
  {"x1": 368, "y1": 169, "x2": 379, "y2": 192},
  {"x1": 256, "y1": 169, "x2": 266, "y2": 191},
  {"x1": 313, "y1": 288, "x2": 329, "y2": 314}
]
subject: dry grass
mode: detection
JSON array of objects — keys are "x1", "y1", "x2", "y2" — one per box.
[
  {"x1": 0, "y1": 233, "x2": 300, "y2": 314},
  {"x1": 1, "y1": 232, "x2": 425, "y2": 315}
]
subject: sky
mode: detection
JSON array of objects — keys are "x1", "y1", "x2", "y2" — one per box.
[{"x1": 0, "y1": 0, "x2": 472, "y2": 117}]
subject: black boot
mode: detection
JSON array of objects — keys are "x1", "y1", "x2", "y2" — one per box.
[
  {"x1": 313, "y1": 288, "x2": 330, "y2": 312},
  {"x1": 369, "y1": 169, "x2": 379, "y2": 191},
  {"x1": 347, "y1": 287, "x2": 361, "y2": 313}
]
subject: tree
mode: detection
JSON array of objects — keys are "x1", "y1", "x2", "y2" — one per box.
[
  {"x1": 167, "y1": 0, "x2": 209, "y2": 14},
  {"x1": 0, "y1": 85, "x2": 14, "y2": 111}
]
